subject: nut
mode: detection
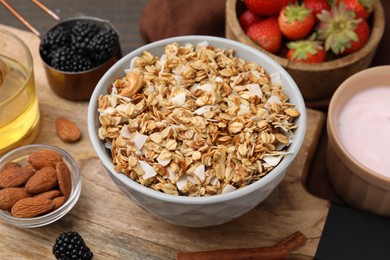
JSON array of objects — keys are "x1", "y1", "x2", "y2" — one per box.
[
  {"x1": 28, "y1": 149, "x2": 63, "y2": 169},
  {"x1": 25, "y1": 167, "x2": 58, "y2": 194},
  {"x1": 56, "y1": 162, "x2": 72, "y2": 199},
  {"x1": 0, "y1": 148, "x2": 75, "y2": 219},
  {"x1": 52, "y1": 196, "x2": 66, "y2": 210},
  {"x1": 11, "y1": 197, "x2": 55, "y2": 218},
  {"x1": 55, "y1": 117, "x2": 81, "y2": 143},
  {"x1": 34, "y1": 190, "x2": 61, "y2": 200},
  {"x1": 119, "y1": 73, "x2": 144, "y2": 97},
  {"x1": 97, "y1": 42, "x2": 300, "y2": 196},
  {"x1": 0, "y1": 166, "x2": 34, "y2": 188},
  {"x1": 0, "y1": 188, "x2": 32, "y2": 210}
]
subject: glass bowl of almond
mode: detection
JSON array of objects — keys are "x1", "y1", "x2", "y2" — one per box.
[
  {"x1": 88, "y1": 35, "x2": 307, "y2": 227},
  {"x1": 0, "y1": 144, "x2": 81, "y2": 228}
]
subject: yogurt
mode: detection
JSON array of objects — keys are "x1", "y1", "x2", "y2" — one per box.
[{"x1": 338, "y1": 86, "x2": 390, "y2": 177}]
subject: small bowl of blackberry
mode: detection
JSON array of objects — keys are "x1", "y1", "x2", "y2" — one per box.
[{"x1": 39, "y1": 16, "x2": 122, "y2": 101}]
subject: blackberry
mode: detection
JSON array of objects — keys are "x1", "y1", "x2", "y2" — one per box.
[
  {"x1": 52, "y1": 231, "x2": 93, "y2": 260},
  {"x1": 71, "y1": 21, "x2": 100, "y2": 55},
  {"x1": 40, "y1": 25, "x2": 71, "y2": 63},
  {"x1": 50, "y1": 46, "x2": 93, "y2": 72},
  {"x1": 40, "y1": 20, "x2": 119, "y2": 72},
  {"x1": 87, "y1": 29, "x2": 119, "y2": 64}
]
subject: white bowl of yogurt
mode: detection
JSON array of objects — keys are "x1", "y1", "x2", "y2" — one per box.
[{"x1": 327, "y1": 65, "x2": 390, "y2": 216}]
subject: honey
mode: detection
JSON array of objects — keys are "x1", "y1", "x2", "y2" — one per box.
[{"x1": 0, "y1": 56, "x2": 40, "y2": 155}]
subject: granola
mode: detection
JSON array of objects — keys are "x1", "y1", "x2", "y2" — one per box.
[{"x1": 97, "y1": 41, "x2": 300, "y2": 196}]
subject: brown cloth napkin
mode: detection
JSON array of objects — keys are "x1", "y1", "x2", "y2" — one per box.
[
  {"x1": 139, "y1": 0, "x2": 226, "y2": 43},
  {"x1": 139, "y1": 0, "x2": 390, "y2": 204}
]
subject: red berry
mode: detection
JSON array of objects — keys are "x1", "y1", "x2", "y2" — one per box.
[
  {"x1": 239, "y1": 10, "x2": 260, "y2": 32},
  {"x1": 278, "y1": 5, "x2": 316, "y2": 40},
  {"x1": 343, "y1": 19, "x2": 370, "y2": 54},
  {"x1": 303, "y1": 0, "x2": 331, "y2": 21},
  {"x1": 286, "y1": 39, "x2": 327, "y2": 63},
  {"x1": 338, "y1": 0, "x2": 375, "y2": 19},
  {"x1": 246, "y1": 17, "x2": 282, "y2": 53},
  {"x1": 244, "y1": 0, "x2": 296, "y2": 16}
]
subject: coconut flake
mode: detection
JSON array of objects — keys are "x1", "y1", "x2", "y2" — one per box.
[
  {"x1": 157, "y1": 155, "x2": 171, "y2": 166},
  {"x1": 173, "y1": 64, "x2": 186, "y2": 75},
  {"x1": 265, "y1": 95, "x2": 282, "y2": 110},
  {"x1": 167, "y1": 168, "x2": 176, "y2": 182},
  {"x1": 187, "y1": 175, "x2": 197, "y2": 184},
  {"x1": 197, "y1": 41, "x2": 209, "y2": 49},
  {"x1": 124, "y1": 57, "x2": 138, "y2": 73},
  {"x1": 173, "y1": 75, "x2": 183, "y2": 86},
  {"x1": 210, "y1": 176, "x2": 219, "y2": 186},
  {"x1": 270, "y1": 73, "x2": 282, "y2": 85},
  {"x1": 159, "y1": 54, "x2": 167, "y2": 74},
  {"x1": 215, "y1": 76, "x2": 223, "y2": 83},
  {"x1": 176, "y1": 175, "x2": 188, "y2": 191},
  {"x1": 120, "y1": 125, "x2": 132, "y2": 139},
  {"x1": 132, "y1": 131, "x2": 148, "y2": 151},
  {"x1": 193, "y1": 83, "x2": 213, "y2": 93},
  {"x1": 263, "y1": 154, "x2": 284, "y2": 167},
  {"x1": 170, "y1": 93, "x2": 186, "y2": 106},
  {"x1": 238, "y1": 104, "x2": 250, "y2": 115},
  {"x1": 194, "y1": 105, "x2": 216, "y2": 115},
  {"x1": 194, "y1": 164, "x2": 205, "y2": 182},
  {"x1": 104, "y1": 140, "x2": 112, "y2": 149},
  {"x1": 102, "y1": 107, "x2": 116, "y2": 115},
  {"x1": 222, "y1": 184, "x2": 237, "y2": 194},
  {"x1": 139, "y1": 161, "x2": 157, "y2": 179},
  {"x1": 108, "y1": 95, "x2": 118, "y2": 108},
  {"x1": 247, "y1": 84, "x2": 263, "y2": 98}
]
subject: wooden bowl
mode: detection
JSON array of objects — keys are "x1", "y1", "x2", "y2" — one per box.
[{"x1": 226, "y1": 0, "x2": 385, "y2": 102}]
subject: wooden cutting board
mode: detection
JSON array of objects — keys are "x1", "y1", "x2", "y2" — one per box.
[{"x1": 0, "y1": 24, "x2": 329, "y2": 259}]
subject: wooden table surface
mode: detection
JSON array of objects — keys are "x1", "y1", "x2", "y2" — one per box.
[{"x1": 0, "y1": 1, "x2": 330, "y2": 259}]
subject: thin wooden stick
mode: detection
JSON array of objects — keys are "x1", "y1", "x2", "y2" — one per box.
[
  {"x1": 0, "y1": 0, "x2": 41, "y2": 37},
  {"x1": 31, "y1": 0, "x2": 60, "y2": 21}
]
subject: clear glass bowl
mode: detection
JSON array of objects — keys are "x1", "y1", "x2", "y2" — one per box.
[{"x1": 0, "y1": 144, "x2": 81, "y2": 228}]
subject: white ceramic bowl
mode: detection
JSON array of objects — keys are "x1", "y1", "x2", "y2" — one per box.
[
  {"x1": 0, "y1": 144, "x2": 81, "y2": 228},
  {"x1": 88, "y1": 36, "x2": 307, "y2": 227}
]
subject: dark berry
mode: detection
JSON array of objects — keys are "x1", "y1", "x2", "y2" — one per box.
[
  {"x1": 50, "y1": 46, "x2": 93, "y2": 72},
  {"x1": 40, "y1": 20, "x2": 119, "y2": 72},
  {"x1": 87, "y1": 29, "x2": 119, "y2": 64},
  {"x1": 40, "y1": 25, "x2": 72, "y2": 63},
  {"x1": 52, "y1": 231, "x2": 93, "y2": 260},
  {"x1": 71, "y1": 21, "x2": 100, "y2": 55}
]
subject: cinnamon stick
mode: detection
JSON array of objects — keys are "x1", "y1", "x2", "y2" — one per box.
[
  {"x1": 176, "y1": 231, "x2": 307, "y2": 260},
  {"x1": 273, "y1": 231, "x2": 307, "y2": 251},
  {"x1": 176, "y1": 245, "x2": 288, "y2": 260}
]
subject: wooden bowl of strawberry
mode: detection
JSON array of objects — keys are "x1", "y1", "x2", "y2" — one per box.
[{"x1": 226, "y1": 0, "x2": 385, "y2": 102}]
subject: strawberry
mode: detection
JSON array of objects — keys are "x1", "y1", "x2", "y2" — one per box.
[
  {"x1": 337, "y1": 0, "x2": 375, "y2": 19},
  {"x1": 286, "y1": 39, "x2": 327, "y2": 63},
  {"x1": 303, "y1": 0, "x2": 331, "y2": 20},
  {"x1": 246, "y1": 17, "x2": 282, "y2": 53},
  {"x1": 239, "y1": 10, "x2": 260, "y2": 32},
  {"x1": 317, "y1": 3, "x2": 370, "y2": 55},
  {"x1": 278, "y1": 4, "x2": 316, "y2": 40},
  {"x1": 244, "y1": 0, "x2": 296, "y2": 17}
]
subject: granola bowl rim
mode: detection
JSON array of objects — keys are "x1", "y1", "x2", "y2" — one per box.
[{"x1": 88, "y1": 35, "x2": 307, "y2": 205}]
